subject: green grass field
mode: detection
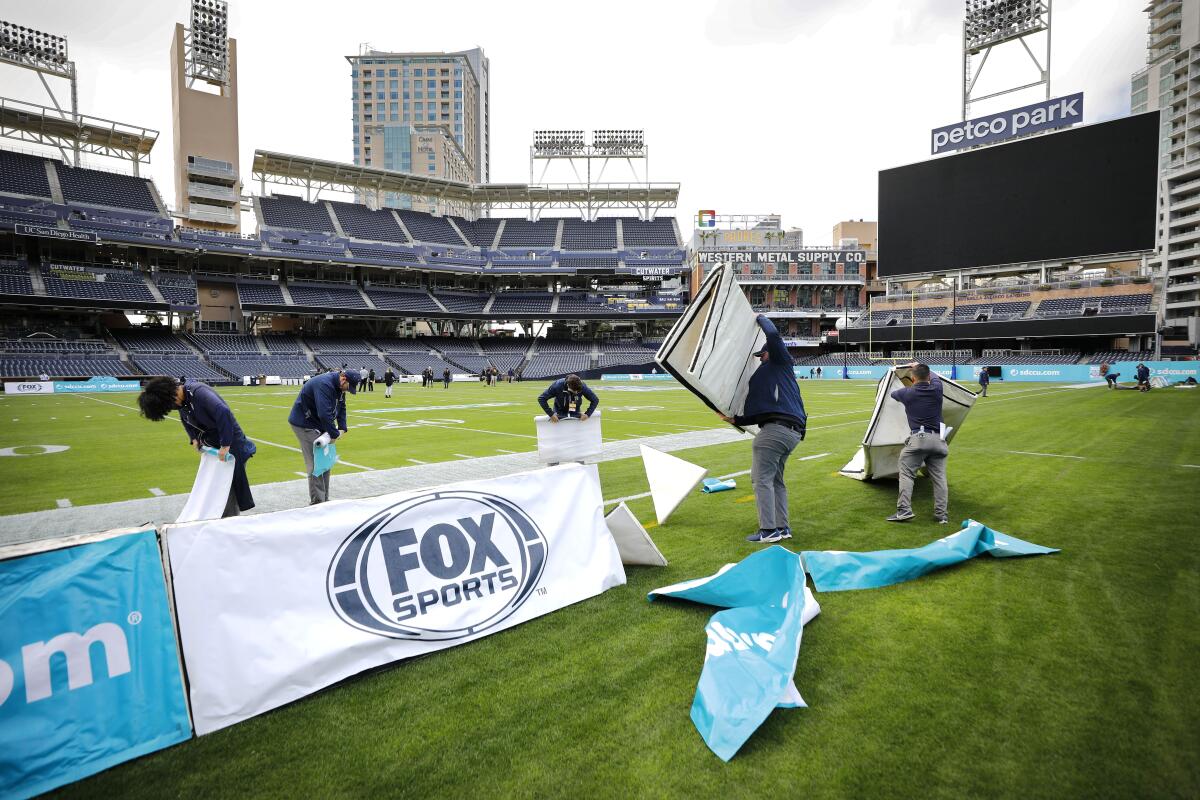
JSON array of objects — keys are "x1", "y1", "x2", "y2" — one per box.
[{"x1": 4, "y1": 379, "x2": 1198, "y2": 797}]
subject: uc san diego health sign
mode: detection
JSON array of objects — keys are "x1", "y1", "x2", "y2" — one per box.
[{"x1": 931, "y1": 93, "x2": 1083, "y2": 155}]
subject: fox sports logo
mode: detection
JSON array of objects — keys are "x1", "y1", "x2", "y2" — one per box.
[{"x1": 327, "y1": 490, "x2": 548, "y2": 640}]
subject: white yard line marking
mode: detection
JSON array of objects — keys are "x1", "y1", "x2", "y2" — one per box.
[
  {"x1": 357, "y1": 402, "x2": 516, "y2": 413},
  {"x1": 247, "y1": 436, "x2": 376, "y2": 471},
  {"x1": 75, "y1": 394, "x2": 138, "y2": 411},
  {"x1": 295, "y1": 472, "x2": 309, "y2": 478},
  {"x1": 56, "y1": 498, "x2": 71, "y2": 508},
  {"x1": 1181, "y1": 464, "x2": 1200, "y2": 469},
  {"x1": 1007, "y1": 450, "x2": 1085, "y2": 460},
  {"x1": 453, "y1": 453, "x2": 474, "y2": 459},
  {"x1": 496, "y1": 448, "x2": 520, "y2": 454},
  {"x1": 149, "y1": 488, "x2": 165, "y2": 497},
  {"x1": 407, "y1": 458, "x2": 427, "y2": 464},
  {"x1": 352, "y1": 410, "x2": 537, "y2": 439}
]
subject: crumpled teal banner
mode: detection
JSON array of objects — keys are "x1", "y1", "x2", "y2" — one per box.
[
  {"x1": 801, "y1": 519, "x2": 1059, "y2": 592},
  {"x1": 648, "y1": 547, "x2": 819, "y2": 761}
]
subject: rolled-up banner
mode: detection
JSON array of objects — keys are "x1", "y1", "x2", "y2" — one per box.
[
  {"x1": 165, "y1": 463, "x2": 626, "y2": 735},
  {"x1": 0, "y1": 530, "x2": 191, "y2": 799}
]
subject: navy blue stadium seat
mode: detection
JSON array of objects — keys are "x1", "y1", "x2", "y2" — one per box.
[
  {"x1": 330, "y1": 201, "x2": 410, "y2": 243},
  {"x1": 258, "y1": 195, "x2": 336, "y2": 233},
  {"x1": 56, "y1": 164, "x2": 158, "y2": 212},
  {"x1": 0, "y1": 150, "x2": 52, "y2": 198},
  {"x1": 396, "y1": 210, "x2": 466, "y2": 246}
]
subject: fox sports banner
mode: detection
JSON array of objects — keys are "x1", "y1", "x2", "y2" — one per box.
[{"x1": 165, "y1": 464, "x2": 626, "y2": 735}]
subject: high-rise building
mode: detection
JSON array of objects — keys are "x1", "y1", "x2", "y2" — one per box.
[
  {"x1": 1133, "y1": 0, "x2": 1200, "y2": 345},
  {"x1": 346, "y1": 47, "x2": 489, "y2": 215}
]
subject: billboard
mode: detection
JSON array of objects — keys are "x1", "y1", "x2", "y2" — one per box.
[
  {"x1": 878, "y1": 112, "x2": 1159, "y2": 277},
  {"x1": 931, "y1": 93, "x2": 1083, "y2": 155},
  {"x1": 697, "y1": 250, "x2": 866, "y2": 264}
]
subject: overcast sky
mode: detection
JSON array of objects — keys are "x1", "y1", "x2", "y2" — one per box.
[{"x1": 0, "y1": 0, "x2": 1143, "y2": 244}]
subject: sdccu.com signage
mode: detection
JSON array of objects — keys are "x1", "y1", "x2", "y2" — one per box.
[{"x1": 166, "y1": 463, "x2": 625, "y2": 735}]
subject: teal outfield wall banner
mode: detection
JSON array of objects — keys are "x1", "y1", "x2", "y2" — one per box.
[
  {"x1": 52, "y1": 377, "x2": 140, "y2": 393},
  {"x1": 791, "y1": 361, "x2": 1200, "y2": 383}
]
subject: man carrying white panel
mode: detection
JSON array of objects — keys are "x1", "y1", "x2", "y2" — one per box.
[
  {"x1": 886, "y1": 362, "x2": 949, "y2": 524},
  {"x1": 716, "y1": 314, "x2": 807, "y2": 544}
]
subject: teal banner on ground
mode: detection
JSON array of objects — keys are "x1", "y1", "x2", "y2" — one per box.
[
  {"x1": 801, "y1": 519, "x2": 1059, "y2": 592},
  {"x1": 52, "y1": 376, "x2": 139, "y2": 393},
  {"x1": 599, "y1": 373, "x2": 676, "y2": 381},
  {"x1": 648, "y1": 547, "x2": 820, "y2": 761}
]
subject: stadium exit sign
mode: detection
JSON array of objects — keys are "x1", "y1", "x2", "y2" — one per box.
[{"x1": 931, "y1": 93, "x2": 1084, "y2": 155}]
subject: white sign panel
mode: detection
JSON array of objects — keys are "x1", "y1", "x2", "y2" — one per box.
[
  {"x1": 535, "y1": 410, "x2": 602, "y2": 464},
  {"x1": 4, "y1": 381, "x2": 54, "y2": 395},
  {"x1": 655, "y1": 263, "x2": 764, "y2": 433},
  {"x1": 165, "y1": 464, "x2": 626, "y2": 735}
]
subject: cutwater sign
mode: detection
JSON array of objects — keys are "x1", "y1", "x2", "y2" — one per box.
[{"x1": 931, "y1": 93, "x2": 1084, "y2": 155}]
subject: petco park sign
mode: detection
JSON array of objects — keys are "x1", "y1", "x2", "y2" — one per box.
[{"x1": 931, "y1": 93, "x2": 1083, "y2": 155}]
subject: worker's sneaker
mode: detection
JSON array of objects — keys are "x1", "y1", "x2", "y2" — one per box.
[
  {"x1": 775, "y1": 527, "x2": 792, "y2": 539},
  {"x1": 886, "y1": 511, "x2": 915, "y2": 523},
  {"x1": 746, "y1": 528, "x2": 783, "y2": 543},
  {"x1": 935, "y1": 517, "x2": 949, "y2": 524}
]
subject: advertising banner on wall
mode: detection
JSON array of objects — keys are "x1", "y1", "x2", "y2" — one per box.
[
  {"x1": 52, "y1": 377, "x2": 139, "y2": 393},
  {"x1": 165, "y1": 464, "x2": 626, "y2": 735},
  {"x1": 3, "y1": 381, "x2": 55, "y2": 395},
  {"x1": 697, "y1": 250, "x2": 866, "y2": 265},
  {"x1": 0, "y1": 530, "x2": 192, "y2": 799}
]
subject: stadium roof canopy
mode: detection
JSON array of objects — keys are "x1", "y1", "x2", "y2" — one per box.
[
  {"x1": 0, "y1": 96, "x2": 158, "y2": 165},
  {"x1": 251, "y1": 149, "x2": 679, "y2": 219}
]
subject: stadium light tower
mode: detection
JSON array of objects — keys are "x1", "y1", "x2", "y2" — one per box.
[
  {"x1": 185, "y1": 0, "x2": 230, "y2": 88},
  {"x1": 0, "y1": 19, "x2": 79, "y2": 162},
  {"x1": 962, "y1": 0, "x2": 1051, "y2": 120},
  {"x1": 529, "y1": 128, "x2": 650, "y2": 220}
]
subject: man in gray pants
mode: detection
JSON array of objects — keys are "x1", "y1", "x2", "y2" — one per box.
[
  {"x1": 287, "y1": 370, "x2": 359, "y2": 504},
  {"x1": 717, "y1": 314, "x2": 807, "y2": 544},
  {"x1": 887, "y1": 363, "x2": 949, "y2": 523}
]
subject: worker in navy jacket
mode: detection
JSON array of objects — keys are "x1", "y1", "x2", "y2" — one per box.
[
  {"x1": 718, "y1": 314, "x2": 807, "y2": 544},
  {"x1": 288, "y1": 370, "x2": 359, "y2": 504},
  {"x1": 1136, "y1": 363, "x2": 1151, "y2": 391},
  {"x1": 538, "y1": 374, "x2": 599, "y2": 421},
  {"x1": 137, "y1": 376, "x2": 256, "y2": 517},
  {"x1": 887, "y1": 363, "x2": 949, "y2": 524}
]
